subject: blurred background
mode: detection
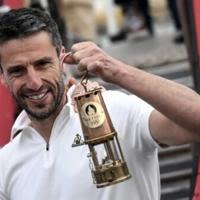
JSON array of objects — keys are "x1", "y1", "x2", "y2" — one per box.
[{"x1": 1, "y1": 0, "x2": 200, "y2": 199}]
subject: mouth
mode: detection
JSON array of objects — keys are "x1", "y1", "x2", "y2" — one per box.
[
  {"x1": 24, "y1": 89, "x2": 49, "y2": 102},
  {"x1": 28, "y1": 92, "x2": 47, "y2": 100}
]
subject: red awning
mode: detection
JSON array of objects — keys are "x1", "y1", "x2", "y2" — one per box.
[
  {"x1": 0, "y1": 84, "x2": 15, "y2": 147},
  {"x1": 4, "y1": 0, "x2": 24, "y2": 9}
]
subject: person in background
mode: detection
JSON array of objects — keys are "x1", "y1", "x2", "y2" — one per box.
[
  {"x1": 111, "y1": 0, "x2": 154, "y2": 42},
  {"x1": 167, "y1": 0, "x2": 184, "y2": 43},
  {"x1": 60, "y1": 0, "x2": 97, "y2": 45},
  {"x1": 1, "y1": 7, "x2": 200, "y2": 200}
]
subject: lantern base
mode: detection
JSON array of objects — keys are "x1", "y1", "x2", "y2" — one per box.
[{"x1": 92, "y1": 161, "x2": 131, "y2": 188}]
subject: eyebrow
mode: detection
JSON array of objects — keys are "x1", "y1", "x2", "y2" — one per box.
[
  {"x1": 33, "y1": 57, "x2": 53, "y2": 66},
  {"x1": 6, "y1": 56, "x2": 53, "y2": 71}
]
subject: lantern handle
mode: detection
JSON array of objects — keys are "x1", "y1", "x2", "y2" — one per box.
[{"x1": 81, "y1": 71, "x2": 89, "y2": 92}]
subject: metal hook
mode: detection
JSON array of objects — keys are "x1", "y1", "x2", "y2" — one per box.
[
  {"x1": 60, "y1": 52, "x2": 72, "y2": 67},
  {"x1": 62, "y1": 52, "x2": 89, "y2": 92}
]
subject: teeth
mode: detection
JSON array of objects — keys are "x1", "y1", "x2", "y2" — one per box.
[{"x1": 28, "y1": 92, "x2": 46, "y2": 100}]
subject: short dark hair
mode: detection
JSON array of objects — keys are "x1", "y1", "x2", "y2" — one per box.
[{"x1": 0, "y1": 7, "x2": 62, "y2": 72}]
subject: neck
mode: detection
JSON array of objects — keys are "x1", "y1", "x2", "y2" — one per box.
[{"x1": 30, "y1": 94, "x2": 67, "y2": 142}]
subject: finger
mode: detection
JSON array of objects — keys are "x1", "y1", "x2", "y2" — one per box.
[
  {"x1": 71, "y1": 41, "x2": 96, "y2": 53},
  {"x1": 62, "y1": 53, "x2": 76, "y2": 64},
  {"x1": 65, "y1": 77, "x2": 78, "y2": 91},
  {"x1": 77, "y1": 56, "x2": 96, "y2": 72},
  {"x1": 87, "y1": 61, "x2": 104, "y2": 75},
  {"x1": 72, "y1": 42, "x2": 99, "y2": 60},
  {"x1": 68, "y1": 77, "x2": 78, "y2": 87}
]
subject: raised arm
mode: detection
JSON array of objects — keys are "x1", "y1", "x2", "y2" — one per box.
[{"x1": 64, "y1": 41, "x2": 200, "y2": 146}]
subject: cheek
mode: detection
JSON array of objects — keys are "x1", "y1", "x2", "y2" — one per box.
[
  {"x1": 42, "y1": 68, "x2": 62, "y2": 81},
  {"x1": 7, "y1": 81, "x2": 21, "y2": 96},
  {"x1": 42, "y1": 75, "x2": 59, "y2": 84},
  {"x1": 5, "y1": 75, "x2": 28, "y2": 95},
  {"x1": 10, "y1": 78, "x2": 20, "y2": 89}
]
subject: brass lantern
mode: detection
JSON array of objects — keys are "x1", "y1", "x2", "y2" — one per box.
[{"x1": 73, "y1": 73, "x2": 131, "y2": 188}]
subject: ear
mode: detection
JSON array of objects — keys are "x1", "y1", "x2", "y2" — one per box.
[
  {"x1": 0, "y1": 72, "x2": 8, "y2": 88},
  {"x1": 60, "y1": 46, "x2": 65, "y2": 56},
  {"x1": 59, "y1": 46, "x2": 66, "y2": 70}
]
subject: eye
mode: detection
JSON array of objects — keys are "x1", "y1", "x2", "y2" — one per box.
[
  {"x1": 7, "y1": 66, "x2": 25, "y2": 77},
  {"x1": 38, "y1": 60, "x2": 49, "y2": 66},
  {"x1": 37, "y1": 61, "x2": 49, "y2": 67},
  {"x1": 35, "y1": 59, "x2": 53, "y2": 70}
]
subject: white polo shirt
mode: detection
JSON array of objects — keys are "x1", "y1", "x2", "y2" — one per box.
[{"x1": 0, "y1": 89, "x2": 160, "y2": 200}]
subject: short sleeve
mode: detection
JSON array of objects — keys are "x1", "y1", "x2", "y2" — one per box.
[
  {"x1": 102, "y1": 90, "x2": 158, "y2": 153},
  {"x1": 127, "y1": 95, "x2": 159, "y2": 152}
]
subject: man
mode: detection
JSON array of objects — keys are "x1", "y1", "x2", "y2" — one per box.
[{"x1": 0, "y1": 7, "x2": 200, "y2": 200}]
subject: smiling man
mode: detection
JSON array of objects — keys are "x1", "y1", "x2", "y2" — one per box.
[
  {"x1": 1, "y1": 7, "x2": 200, "y2": 200},
  {"x1": 2, "y1": 32, "x2": 65, "y2": 119},
  {"x1": 0, "y1": 8, "x2": 67, "y2": 141}
]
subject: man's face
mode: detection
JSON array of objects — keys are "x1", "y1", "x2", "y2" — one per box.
[{"x1": 0, "y1": 32, "x2": 66, "y2": 120}]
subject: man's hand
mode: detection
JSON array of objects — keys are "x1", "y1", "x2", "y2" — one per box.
[
  {"x1": 67, "y1": 77, "x2": 77, "y2": 88},
  {"x1": 63, "y1": 41, "x2": 129, "y2": 84}
]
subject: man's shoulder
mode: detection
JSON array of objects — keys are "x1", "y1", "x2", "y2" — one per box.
[
  {"x1": 0, "y1": 130, "x2": 23, "y2": 160},
  {"x1": 0, "y1": 141, "x2": 15, "y2": 167},
  {"x1": 102, "y1": 90, "x2": 141, "y2": 108},
  {"x1": 103, "y1": 90, "x2": 131, "y2": 101},
  {"x1": 103, "y1": 89, "x2": 128, "y2": 96},
  {"x1": 0, "y1": 137, "x2": 19, "y2": 156}
]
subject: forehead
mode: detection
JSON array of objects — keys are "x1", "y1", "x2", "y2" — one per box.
[{"x1": 0, "y1": 32, "x2": 57, "y2": 68}]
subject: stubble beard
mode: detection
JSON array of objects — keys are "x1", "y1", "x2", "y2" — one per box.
[{"x1": 13, "y1": 76, "x2": 65, "y2": 121}]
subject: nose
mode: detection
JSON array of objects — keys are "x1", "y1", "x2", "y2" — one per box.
[{"x1": 26, "y1": 67, "x2": 42, "y2": 90}]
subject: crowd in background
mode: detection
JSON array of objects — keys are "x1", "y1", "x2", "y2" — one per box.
[{"x1": 0, "y1": 0, "x2": 184, "y2": 48}]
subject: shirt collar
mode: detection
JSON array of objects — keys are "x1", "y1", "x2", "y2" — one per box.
[{"x1": 11, "y1": 85, "x2": 76, "y2": 140}]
